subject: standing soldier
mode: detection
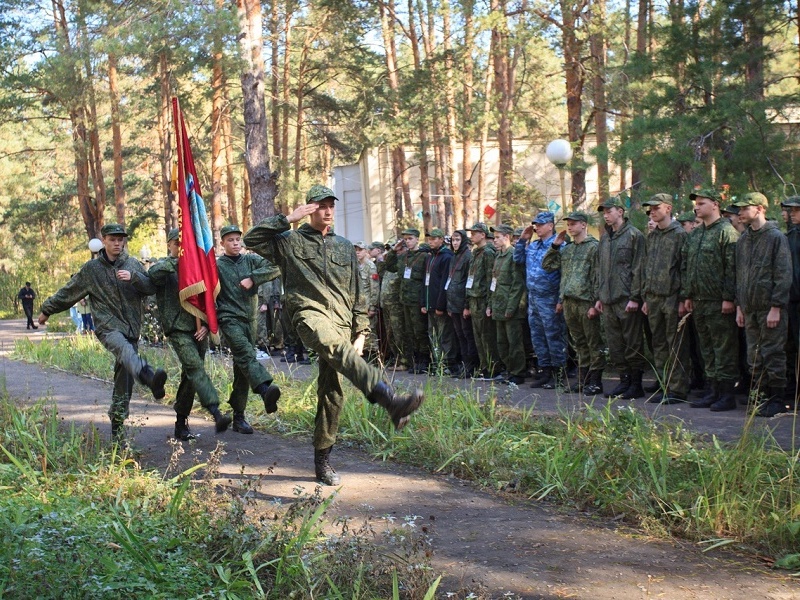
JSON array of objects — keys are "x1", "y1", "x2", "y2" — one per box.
[
  {"x1": 421, "y1": 228, "x2": 455, "y2": 372},
  {"x1": 38, "y1": 224, "x2": 167, "y2": 443},
  {"x1": 384, "y1": 229, "x2": 430, "y2": 373},
  {"x1": 465, "y1": 223, "x2": 499, "y2": 380},
  {"x1": 488, "y1": 224, "x2": 528, "y2": 385},
  {"x1": 782, "y1": 196, "x2": 800, "y2": 410},
  {"x1": 216, "y1": 225, "x2": 282, "y2": 434},
  {"x1": 148, "y1": 228, "x2": 232, "y2": 439},
  {"x1": 379, "y1": 240, "x2": 404, "y2": 365},
  {"x1": 683, "y1": 189, "x2": 740, "y2": 411},
  {"x1": 446, "y1": 230, "x2": 477, "y2": 378},
  {"x1": 734, "y1": 193, "x2": 792, "y2": 416},
  {"x1": 640, "y1": 193, "x2": 690, "y2": 404},
  {"x1": 595, "y1": 198, "x2": 647, "y2": 399},
  {"x1": 355, "y1": 241, "x2": 380, "y2": 359},
  {"x1": 542, "y1": 212, "x2": 604, "y2": 395},
  {"x1": 243, "y1": 185, "x2": 423, "y2": 485}
]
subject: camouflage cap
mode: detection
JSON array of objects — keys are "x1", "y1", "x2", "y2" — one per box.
[
  {"x1": 101, "y1": 223, "x2": 128, "y2": 237},
  {"x1": 532, "y1": 211, "x2": 555, "y2": 224},
  {"x1": 642, "y1": 192, "x2": 674, "y2": 207},
  {"x1": 597, "y1": 197, "x2": 625, "y2": 211},
  {"x1": 721, "y1": 204, "x2": 740, "y2": 215},
  {"x1": 305, "y1": 184, "x2": 337, "y2": 203},
  {"x1": 732, "y1": 191, "x2": 768, "y2": 208},
  {"x1": 220, "y1": 224, "x2": 243, "y2": 238},
  {"x1": 386, "y1": 238, "x2": 397, "y2": 246},
  {"x1": 565, "y1": 211, "x2": 589, "y2": 223},
  {"x1": 167, "y1": 228, "x2": 180, "y2": 243},
  {"x1": 781, "y1": 196, "x2": 800, "y2": 208},
  {"x1": 513, "y1": 227, "x2": 525, "y2": 237},
  {"x1": 689, "y1": 188, "x2": 722, "y2": 203},
  {"x1": 401, "y1": 228, "x2": 420, "y2": 237},
  {"x1": 468, "y1": 222, "x2": 491, "y2": 235},
  {"x1": 426, "y1": 228, "x2": 445, "y2": 238},
  {"x1": 353, "y1": 241, "x2": 367, "y2": 249},
  {"x1": 676, "y1": 211, "x2": 697, "y2": 223},
  {"x1": 490, "y1": 223, "x2": 515, "y2": 235},
  {"x1": 368, "y1": 241, "x2": 384, "y2": 250}
]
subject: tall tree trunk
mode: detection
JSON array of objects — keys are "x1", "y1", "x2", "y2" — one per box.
[
  {"x1": 460, "y1": 0, "x2": 476, "y2": 228},
  {"x1": 630, "y1": 0, "x2": 649, "y2": 194},
  {"x1": 591, "y1": 0, "x2": 609, "y2": 202},
  {"x1": 237, "y1": 0, "x2": 278, "y2": 224},
  {"x1": 561, "y1": 0, "x2": 586, "y2": 208},
  {"x1": 442, "y1": 0, "x2": 459, "y2": 232},
  {"x1": 477, "y1": 32, "x2": 495, "y2": 220},
  {"x1": 108, "y1": 53, "x2": 126, "y2": 227},
  {"x1": 491, "y1": 0, "x2": 513, "y2": 215},
  {"x1": 211, "y1": 0, "x2": 226, "y2": 246},
  {"x1": 269, "y1": 0, "x2": 281, "y2": 162},
  {"x1": 157, "y1": 52, "x2": 176, "y2": 233},
  {"x1": 223, "y1": 105, "x2": 238, "y2": 226},
  {"x1": 280, "y1": 7, "x2": 292, "y2": 168}
]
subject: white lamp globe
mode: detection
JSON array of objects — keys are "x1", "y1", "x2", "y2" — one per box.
[
  {"x1": 545, "y1": 139, "x2": 573, "y2": 167},
  {"x1": 88, "y1": 238, "x2": 103, "y2": 253}
]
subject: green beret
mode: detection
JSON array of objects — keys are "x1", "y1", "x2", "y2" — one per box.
[
  {"x1": 220, "y1": 224, "x2": 243, "y2": 238},
  {"x1": 101, "y1": 223, "x2": 128, "y2": 237},
  {"x1": 305, "y1": 184, "x2": 337, "y2": 203}
]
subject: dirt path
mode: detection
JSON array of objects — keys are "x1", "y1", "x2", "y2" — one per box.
[{"x1": 0, "y1": 319, "x2": 797, "y2": 599}]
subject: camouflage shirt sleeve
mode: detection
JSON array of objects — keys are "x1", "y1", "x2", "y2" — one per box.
[
  {"x1": 629, "y1": 230, "x2": 645, "y2": 304},
  {"x1": 722, "y1": 228, "x2": 738, "y2": 303}
]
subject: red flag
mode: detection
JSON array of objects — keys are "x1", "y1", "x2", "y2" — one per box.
[
  {"x1": 172, "y1": 97, "x2": 220, "y2": 337},
  {"x1": 483, "y1": 204, "x2": 496, "y2": 219}
]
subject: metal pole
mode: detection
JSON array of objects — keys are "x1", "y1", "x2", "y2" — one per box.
[{"x1": 558, "y1": 167, "x2": 567, "y2": 211}]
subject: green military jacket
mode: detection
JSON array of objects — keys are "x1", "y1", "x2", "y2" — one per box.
[
  {"x1": 542, "y1": 235, "x2": 599, "y2": 304},
  {"x1": 489, "y1": 246, "x2": 526, "y2": 320},
  {"x1": 735, "y1": 221, "x2": 791, "y2": 312},
  {"x1": 40, "y1": 249, "x2": 154, "y2": 340},
  {"x1": 384, "y1": 247, "x2": 429, "y2": 306},
  {"x1": 242, "y1": 215, "x2": 369, "y2": 334},
  {"x1": 358, "y1": 259, "x2": 380, "y2": 312},
  {"x1": 596, "y1": 219, "x2": 645, "y2": 305},
  {"x1": 380, "y1": 270, "x2": 399, "y2": 307},
  {"x1": 642, "y1": 220, "x2": 686, "y2": 300},
  {"x1": 216, "y1": 252, "x2": 280, "y2": 323},
  {"x1": 147, "y1": 256, "x2": 197, "y2": 335},
  {"x1": 465, "y1": 243, "x2": 496, "y2": 306},
  {"x1": 445, "y1": 244, "x2": 472, "y2": 314},
  {"x1": 681, "y1": 217, "x2": 739, "y2": 302}
]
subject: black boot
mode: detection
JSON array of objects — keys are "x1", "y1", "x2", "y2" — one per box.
[
  {"x1": 315, "y1": 446, "x2": 341, "y2": 486},
  {"x1": 606, "y1": 371, "x2": 631, "y2": 398},
  {"x1": 232, "y1": 412, "x2": 254, "y2": 434},
  {"x1": 208, "y1": 405, "x2": 232, "y2": 433},
  {"x1": 619, "y1": 369, "x2": 645, "y2": 399},
  {"x1": 110, "y1": 418, "x2": 126, "y2": 446},
  {"x1": 691, "y1": 381, "x2": 718, "y2": 408},
  {"x1": 542, "y1": 366, "x2": 570, "y2": 391},
  {"x1": 174, "y1": 415, "x2": 195, "y2": 441},
  {"x1": 755, "y1": 386, "x2": 789, "y2": 418},
  {"x1": 280, "y1": 348, "x2": 297, "y2": 363},
  {"x1": 529, "y1": 367, "x2": 553, "y2": 389},
  {"x1": 409, "y1": 353, "x2": 429, "y2": 375},
  {"x1": 368, "y1": 382, "x2": 424, "y2": 430},
  {"x1": 584, "y1": 369, "x2": 604, "y2": 396},
  {"x1": 643, "y1": 381, "x2": 661, "y2": 394},
  {"x1": 256, "y1": 382, "x2": 281, "y2": 414},
  {"x1": 710, "y1": 379, "x2": 737, "y2": 412},
  {"x1": 139, "y1": 365, "x2": 167, "y2": 400}
]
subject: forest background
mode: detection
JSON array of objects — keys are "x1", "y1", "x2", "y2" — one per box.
[{"x1": 0, "y1": 0, "x2": 799, "y2": 312}]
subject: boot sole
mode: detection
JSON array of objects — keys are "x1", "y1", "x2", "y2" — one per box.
[
  {"x1": 215, "y1": 415, "x2": 233, "y2": 433},
  {"x1": 392, "y1": 390, "x2": 424, "y2": 431},
  {"x1": 232, "y1": 424, "x2": 254, "y2": 434},
  {"x1": 262, "y1": 385, "x2": 281, "y2": 414},
  {"x1": 152, "y1": 369, "x2": 167, "y2": 400}
]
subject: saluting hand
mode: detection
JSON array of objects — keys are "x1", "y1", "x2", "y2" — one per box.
[
  {"x1": 554, "y1": 230, "x2": 568, "y2": 246},
  {"x1": 287, "y1": 203, "x2": 318, "y2": 224},
  {"x1": 353, "y1": 333, "x2": 366, "y2": 356}
]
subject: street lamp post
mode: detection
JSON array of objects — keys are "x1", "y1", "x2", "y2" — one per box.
[{"x1": 545, "y1": 139, "x2": 574, "y2": 212}]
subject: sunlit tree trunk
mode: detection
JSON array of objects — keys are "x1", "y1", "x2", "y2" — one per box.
[{"x1": 108, "y1": 53, "x2": 126, "y2": 227}]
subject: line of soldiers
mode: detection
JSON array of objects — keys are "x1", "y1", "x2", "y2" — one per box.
[{"x1": 359, "y1": 188, "x2": 798, "y2": 418}]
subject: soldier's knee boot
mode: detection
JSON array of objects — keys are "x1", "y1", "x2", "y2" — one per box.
[
  {"x1": 139, "y1": 365, "x2": 167, "y2": 400},
  {"x1": 232, "y1": 412, "x2": 254, "y2": 434},
  {"x1": 174, "y1": 415, "x2": 195, "y2": 441},
  {"x1": 315, "y1": 446, "x2": 340, "y2": 486},
  {"x1": 368, "y1": 382, "x2": 424, "y2": 430},
  {"x1": 583, "y1": 369, "x2": 604, "y2": 396},
  {"x1": 691, "y1": 380, "x2": 718, "y2": 408},
  {"x1": 208, "y1": 404, "x2": 232, "y2": 433},
  {"x1": 710, "y1": 379, "x2": 737, "y2": 412},
  {"x1": 755, "y1": 386, "x2": 789, "y2": 417},
  {"x1": 606, "y1": 371, "x2": 631, "y2": 398},
  {"x1": 256, "y1": 382, "x2": 281, "y2": 414},
  {"x1": 620, "y1": 369, "x2": 644, "y2": 400}
]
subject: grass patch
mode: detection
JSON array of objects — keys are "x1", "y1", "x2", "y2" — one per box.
[{"x1": 13, "y1": 335, "x2": 800, "y2": 570}]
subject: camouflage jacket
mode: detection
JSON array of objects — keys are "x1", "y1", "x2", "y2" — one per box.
[
  {"x1": 358, "y1": 259, "x2": 380, "y2": 312},
  {"x1": 542, "y1": 235, "x2": 598, "y2": 304},
  {"x1": 735, "y1": 221, "x2": 791, "y2": 312},
  {"x1": 216, "y1": 253, "x2": 280, "y2": 323},
  {"x1": 147, "y1": 256, "x2": 197, "y2": 335},
  {"x1": 642, "y1": 220, "x2": 686, "y2": 300},
  {"x1": 243, "y1": 215, "x2": 369, "y2": 334},
  {"x1": 40, "y1": 249, "x2": 154, "y2": 340},
  {"x1": 380, "y1": 270, "x2": 400, "y2": 306},
  {"x1": 489, "y1": 246, "x2": 527, "y2": 320},
  {"x1": 681, "y1": 217, "x2": 739, "y2": 302},
  {"x1": 596, "y1": 219, "x2": 645, "y2": 305},
  {"x1": 465, "y1": 243, "x2": 496, "y2": 305},
  {"x1": 384, "y1": 247, "x2": 430, "y2": 306},
  {"x1": 445, "y1": 243, "x2": 472, "y2": 313},
  {"x1": 787, "y1": 225, "x2": 800, "y2": 302}
]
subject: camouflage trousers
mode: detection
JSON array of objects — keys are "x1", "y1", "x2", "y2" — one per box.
[
  {"x1": 294, "y1": 311, "x2": 383, "y2": 450},
  {"x1": 219, "y1": 317, "x2": 273, "y2": 413},
  {"x1": 494, "y1": 317, "x2": 527, "y2": 378},
  {"x1": 99, "y1": 330, "x2": 146, "y2": 423},
  {"x1": 469, "y1": 297, "x2": 498, "y2": 373},
  {"x1": 563, "y1": 298, "x2": 605, "y2": 371},
  {"x1": 602, "y1": 301, "x2": 647, "y2": 371},
  {"x1": 692, "y1": 300, "x2": 739, "y2": 383},
  {"x1": 743, "y1": 308, "x2": 788, "y2": 389},
  {"x1": 381, "y1": 299, "x2": 404, "y2": 363},
  {"x1": 646, "y1": 294, "x2": 690, "y2": 395},
  {"x1": 170, "y1": 331, "x2": 220, "y2": 417},
  {"x1": 400, "y1": 303, "x2": 430, "y2": 364},
  {"x1": 528, "y1": 292, "x2": 567, "y2": 368}
]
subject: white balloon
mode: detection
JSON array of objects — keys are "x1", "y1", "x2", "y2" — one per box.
[{"x1": 88, "y1": 238, "x2": 104, "y2": 253}]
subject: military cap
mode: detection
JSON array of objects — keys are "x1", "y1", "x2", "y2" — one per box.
[
  {"x1": 689, "y1": 188, "x2": 722, "y2": 203},
  {"x1": 490, "y1": 224, "x2": 515, "y2": 235},
  {"x1": 305, "y1": 184, "x2": 338, "y2": 203},
  {"x1": 721, "y1": 204, "x2": 740, "y2": 215},
  {"x1": 220, "y1": 224, "x2": 243, "y2": 238},
  {"x1": 676, "y1": 211, "x2": 697, "y2": 223},
  {"x1": 513, "y1": 227, "x2": 524, "y2": 237},
  {"x1": 368, "y1": 241, "x2": 384, "y2": 250},
  {"x1": 532, "y1": 211, "x2": 555, "y2": 224},
  {"x1": 167, "y1": 228, "x2": 180, "y2": 243},
  {"x1": 426, "y1": 228, "x2": 445, "y2": 238},
  {"x1": 386, "y1": 238, "x2": 397, "y2": 246},
  {"x1": 781, "y1": 196, "x2": 800, "y2": 208},
  {"x1": 565, "y1": 211, "x2": 589, "y2": 223},
  {"x1": 101, "y1": 223, "x2": 128, "y2": 237},
  {"x1": 642, "y1": 193, "x2": 674, "y2": 207},
  {"x1": 353, "y1": 241, "x2": 367, "y2": 249},
  {"x1": 401, "y1": 228, "x2": 421, "y2": 237},
  {"x1": 597, "y1": 197, "x2": 625, "y2": 211},
  {"x1": 732, "y1": 192, "x2": 768, "y2": 208},
  {"x1": 468, "y1": 222, "x2": 491, "y2": 235}
]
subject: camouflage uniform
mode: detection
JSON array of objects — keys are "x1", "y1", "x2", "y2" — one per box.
[
  {"x1": 357, "y1": 255, "x2": 380, "y2": 354},
  {"x1": 380, "y1": 268, "x2": 403, "y2": 363},
  {"x1": 384, "y1": 243, "x2": 430, "y2": 369},
  {"x1": 466, "y1": 237, "x2": 498, "y2": 375},
  {"x1": 257, "y1": 278, "x2": 282, "y2": 350},
  {"x1": 216, "y1": 251, "x2": 280, "y2": 413},
  {"x1": 422, "y1": 237, "x2": 455, "y2": 369},
  {"x1": 489, "y1": 235, "x2": 528, "y2": 380},
  {"x1": 40, "y1": 247, "x2": 156, "y2": 423}
]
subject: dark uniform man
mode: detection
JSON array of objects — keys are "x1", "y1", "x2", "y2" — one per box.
[
  {"x1": 421, "y1": 228, "x2": 455, "y2": 371},
  {"x1": 734, "y1": 192, "x2": 792, "y2": 416},
  {"x1": 216, "y1": 224, "x2": 282, "y2": 434},
  {"x1": 465, "y1": 223, "x2": 499, "y2": 379},
  {"x1": 683, "y1": 189, "x2": 740, "y2": 411},
  {"x1": 243, "y1": 185, "x2": 424, "y2": 486},
  {"x1": 148, "y1": 228, "x2": 232, "y2": 439},
  {"x1": 488, "y1": 224, "x2": 527, "y2": 385},
  {"x1": 640, "y1": 193, "x2": 690, "y2": 404},
  {"x1": 38, "y1": 223, "x2": 167, "y2": 443},
  {"x1": 782, "y1": 196, "x2": 800, "y2": 409},
  {"x1": 446, "y1": 230, "x2": 477, "y2": 378},
  {"x1": 18, "y1": 282, "x2": 37, "y2": 329},
  {"x1": 595, "y1": 197, "x2": 647, "y2": 399},
  {"x1": 543, "y1": 211, "x2": 605, "y2": 395}
]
